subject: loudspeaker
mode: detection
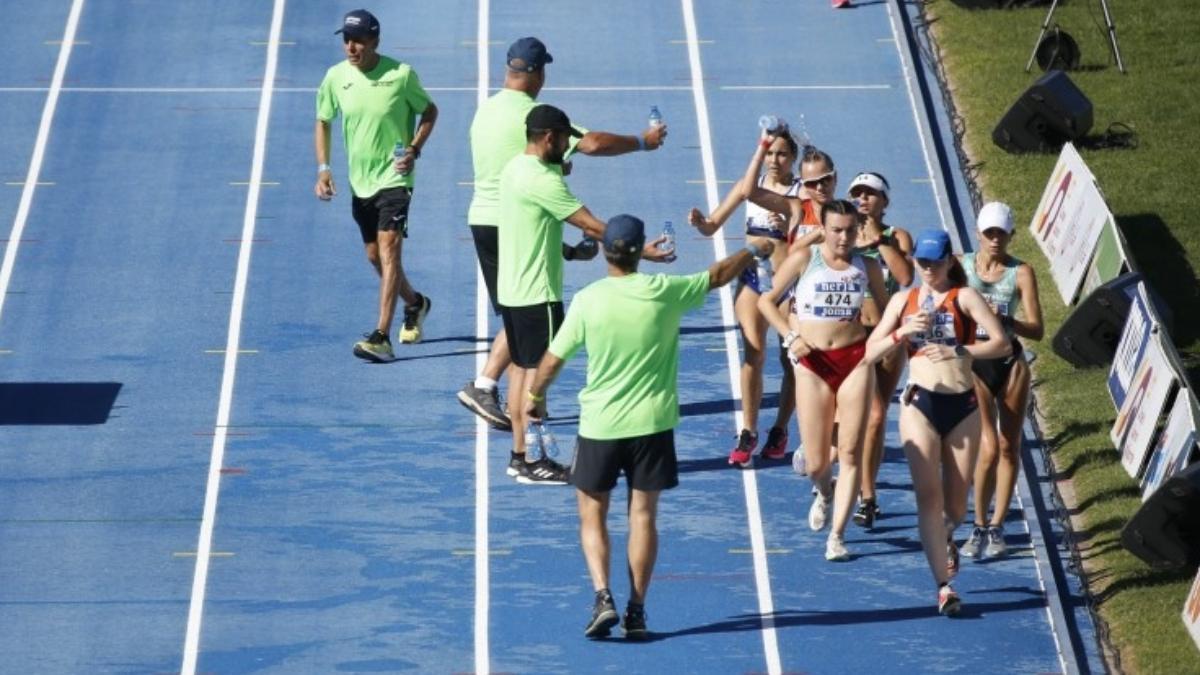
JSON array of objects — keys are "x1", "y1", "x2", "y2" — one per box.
[
  {"x1": 1035, "y1": 28, "x2": 1081, "y2": 72},
  {"x1": 992, "y1": 70, "x2": 1093, "y2": 153},
  {"x1": 1122, "y1": 461, "x2": 1200, "y2": 571},
  {"x1": 1052, "y1": 272, "x2": 1173, "y2": 368}
]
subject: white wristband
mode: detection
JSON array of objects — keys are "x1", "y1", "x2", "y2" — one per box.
[
  {"x1": 782, "y1": 331, "x2": 799, "y2": 349},
  {"x1": 317, "y1": 163, "x2": 332, "y2": 173}
]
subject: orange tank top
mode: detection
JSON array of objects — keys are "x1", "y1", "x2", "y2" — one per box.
[
  {"x1": 787, "y1": 198, "x2": 820, "y2": 245},
  {"x1": 900, "y1": 287, "x2": 976, "y2": 357}
]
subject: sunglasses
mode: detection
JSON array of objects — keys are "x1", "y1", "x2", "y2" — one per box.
[{"x1": 802, "y1": 172, "x2": 836, "y2": 188}]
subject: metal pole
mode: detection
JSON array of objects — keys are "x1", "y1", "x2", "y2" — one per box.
[
  {"x1": 1099, "y1": 0, "x2": 1127, "y2": 73},
  {"x1": 1025, "y1": 0, "x2": 1060, "y2": 73}
]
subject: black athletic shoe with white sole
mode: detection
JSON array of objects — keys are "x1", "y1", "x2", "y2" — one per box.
[
  {"x1": 584, "y1": 589, "x2": 619, "y2": 638},
  {"x1": 515, "y1": 455, "x2": 569, "y2": 485},
  {"x1": 458, "y1": 381, "x2": 512, "y2": 430}
]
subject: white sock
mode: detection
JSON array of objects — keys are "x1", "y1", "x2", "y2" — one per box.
[{"x1": 474, "y1": 376, "x2": 498, "y2": 391}]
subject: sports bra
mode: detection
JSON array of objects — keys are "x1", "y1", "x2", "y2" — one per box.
[
  {"x1": 745, "y1": 175, "x2": 800, "y2": 241},
  {"x1": 964, "y1": 252, "x2": 1021, "y2": 339},
  {"x1": 857, "y1": 225, "x2": 902, "y2": 295},
  {"x1": 793, "y1": 246, "x2": 869, "y2": 323},
  {"x1": 787, "y1": 198, "x2": 821, "y2": 246},
  {"x1": 900, "y1": 287, "x2": 976, "y2": 357}
]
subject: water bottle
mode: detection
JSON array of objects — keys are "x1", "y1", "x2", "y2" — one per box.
[
  {"x1": 756, "y1": 255, "x2": 774, "y2": 293},
  {"x1": 659, "y1": 220, "x2": 676, "y2": 262},
  {"x1": 648, "y1": 106, "x2": 663, "y2": 128},
  {"x1": 524, "y1": 421, "x2": 543, "y2": 457},
  {"x1": 758, "y1": 115, "x2": 788, "y2": 136},
  {"x1": 793, "y1": 114, "x2": 813, "y2": 151},
  {"x1": 537, "y1": 422, "x2": 560, "y2": 459},
  {"x1": 393, "y1": 142, "x2": 409, "y2": 175},
  {"x1": 919, "y1": 292, "x2": 935, "y2": 341}
]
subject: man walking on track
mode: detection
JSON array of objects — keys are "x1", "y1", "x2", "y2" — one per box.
[
  {"x1": 526, "y1": 214, "x2": 775, "y2": 639},
  {"x1": 457, "y1": 36, "x2": 669, "y2": 430},
  {"x1": 314, "y1": 8, "x2": 439, "y2": 362}
]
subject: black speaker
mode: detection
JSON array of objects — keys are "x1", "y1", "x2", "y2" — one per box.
[
  {"x1": 1052, "y1": 272, "x2": 1174, "y2": 368},
  {"x1": 992, "y1": 70, "x2": 1093, "y2": 153},
  {"x1": 1035, "y1": 28, "x2": 1081, "y2": 72},
  {"x1": 1122, "y1": 461, "x2": 1200, "y2": 572}
]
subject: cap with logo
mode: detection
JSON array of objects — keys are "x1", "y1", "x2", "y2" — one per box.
[
  {"x1": 525, "y1": 104, "x2": 583, "y2": 138},
  {"x1": 336, "y1": 9, "x2": 380, "y2": 39},
  {"x1": 912, "y1": 229, "x2": 952, "y2": 261},
  {"x1": 976, "y1": 201, "x2": 1014, "y2": 234},
  {"x1": 847, "y1": 172, "x2": 890, "y2": 200},
  {"x1": 603, "y1": 214, "x2": 646, "y2": 255},
  {"x1": 507, "y1": 37, "x2": 553, "y2": 72}
]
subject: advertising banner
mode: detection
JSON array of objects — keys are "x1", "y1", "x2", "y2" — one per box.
[
  {"x1": 1109, "y1": 282, "x2": 1155, "y2": 410},
  {"x1": 1029, "y1": 143, "x2": 1111, "y2": 304},
  {"x1": 1142, "y1": 392, "x2": 1198, "y2": 500},
  {"x1": 1112, "y1": 335, "x2": 1177, "y2": 478}
]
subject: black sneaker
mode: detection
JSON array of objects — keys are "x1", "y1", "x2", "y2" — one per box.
[
  {"x1": 853, "y1": 498, "x2": 880, "y2": 528},
  {"x1": 353, "y1": 329, "x2": 396, "y2": 363},
  {"x1": 622, "y1": 603, "x2": 648, "y2": 640},
  {"x1": 584, "y1": 589, "x2": 619, "y2": 638},
  {"x1": 506, "y1": 453, "x2": 524, "y2": 477},
  {"x1": 515, "y1": 455, "x2": 569, "y2": 485},
  {"x1": 398, "y1": 293, "x2": 431, "y2": 344},
  {"x1": 458, "y1": 381, "x2": 512, "y2": 430}
]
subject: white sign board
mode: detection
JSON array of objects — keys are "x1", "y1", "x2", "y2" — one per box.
[
  {"x1": 1142, "y1": 392, "x2": 1198, "y2": 500},
  {"x1": 1029, "y1": 143, "x2": 1111, "y2": 304},
  {"x1": 1112, "y1": 335, "x2": 1177, "y2": 478},
  {"x1": 1109, "y1": 282, "x2": 1156, "y2": 410},
  {"x1": 1185, "y1": 566, "x2": 1200, "y2": 654}
]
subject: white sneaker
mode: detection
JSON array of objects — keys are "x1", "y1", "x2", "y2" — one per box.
[
  {"x1": 825, "y1": 534, "x2": 850, "y2": 561},
  {"x1": 808, "y1": 492, "x2": 832, "y2": 531},
  {"x1": 791, "y1": 445, "x2": 807, "y2": 476},
  {"x1": 985, "y1": 526, "x2": 1008, "y2": 558}
]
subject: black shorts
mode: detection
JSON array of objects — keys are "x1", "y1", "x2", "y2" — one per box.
[
  {"x1": 569, "y1": 429, "x2": 679, "y2": 493},
  {"x1": 972, "y1": 338, "x2": 1024, "y2": 397},
  {"x1": 500, "y1": 301, "x2": 564, "y2": 368},
  {"x1": 469, "y1": 225, "x2": 501, "y2": 315},
  {"x1": 351, "y1": 186, "x2": 413, "y2": 244}
]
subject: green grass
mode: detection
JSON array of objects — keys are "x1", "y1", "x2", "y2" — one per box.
[{"x1": 922, "y1": 0, "x2": 1200, "y2": 671}]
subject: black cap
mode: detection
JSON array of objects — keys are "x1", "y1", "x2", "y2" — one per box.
[
  {"x1": 507, "y1": 37, "x2": 553, "y2": 72},
  {"x1": 335, "y1": 9, "x2": 380, "y2": 39},
  {"x1": 603, "y1": 215, "x2": 646, "y2": 255},
  {"x1": 525, "y1": 104, "x2": 583, "y2": 137}
]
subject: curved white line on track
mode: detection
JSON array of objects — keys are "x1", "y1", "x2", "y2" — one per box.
[
  {"x1": 180, "y1": 0, "x2": 286, "y2": 672},
  {"x1": 680, "y1": 2, "x2": 781, "y2": 674}
]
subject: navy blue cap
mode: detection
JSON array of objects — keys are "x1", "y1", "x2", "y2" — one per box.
[
  {"x1": 336, "y1": 9, "x2": 380, "y2": 39},
  {"x1": 603, "y1": 214, "x2": 646, "y2": 255},
  {"x1": 507, "y1": 37, "x2": 553, "y2": 72},
  {"x1": 912, "y1": 229, "x2": 952, "y2": 261}
]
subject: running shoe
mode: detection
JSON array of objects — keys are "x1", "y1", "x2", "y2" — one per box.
[
  {"x1": 398, "y1": 292, "x2": 432, "y2": 344},
  {"x1": 584, "y1": 589, "x2": 619, "y2": 638},
  {"x1": 506, "y1": 453, "x2": 524, "y2": 477},
  {"x1": 792, "y1": 445, "x2": 808, "y2": 476},
  {"x1": 832, "y1": 0, "x2": 852, "y2": 7},
  {"x1": 623, "y1": 603, "x2": 649, "y2": 641},
  {"x1": 760, "y1": 427, "x2": 788, "y2": 460},
  {"x1": 985, "y1": 525, "x2": 1008, "y2": 558},
  {"x1": 853, "y1": 498, "x2": 881, "y2": 528},
  {"x1": 515, "y1": 455, "x2": 569, "y2": 485},
  {"x1": 353, "y1": 329, "x2": 396, "y2": 363},
  {"x1": 728, "y1": 429, "x2": 757, "y2": 468},
  {"x1": 825, "y1": 534, "x2": 850, "y2": 562},
  {"x1": 938, "y1": 584, "x2": 961, "y2": 617},
  {"x1": 458, "y1": 381, "x2": 512, "y2": 430},
  {"x1": 947, "y1": 540, "x2": 960, "y2": 578},
  {"x1": 960, "y1": 526, "x2": 986, "y2": 559},
  {"x1": 808, "y1": 491, "x2": 832, "y2": 531}
]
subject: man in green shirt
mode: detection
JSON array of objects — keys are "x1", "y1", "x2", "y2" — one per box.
[
  {"x1": 457, "y1": 36, "x2": 669, "y2": 431},
  {"x1": 314, "y1": 9, "x2": 439, "y2": 362},
  {"x1": 526, "y1": 214, "x2": 774, "y2": 639}
]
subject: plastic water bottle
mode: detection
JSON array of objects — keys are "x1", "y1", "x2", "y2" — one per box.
[
  {"x1": 524, "y1": 421, "x2": 543, "y2": 457},
  {"x1": 756, "y1": 255, "x2": 774, "y2": 293},
  {"x1": 537, "y1": 422, "x2": 560, "y2": 459},
  {"x1": 659, "y1": 220, "x2": 676, "y2": 262},
  {"x1": 649, "y1": 106, "x2": 663, "y2": 128},
  {"x1": 758, "y1": 115, "x2": 788, "y2": 135},
  {"x1": 919, "y1": 292, "x2": 935, "y2": 341},
  {"x1": 393, "y1": 142, "x2": 409, "y2": 175},
  {"x1": 793, "y1": 114, "x2": 813, "y2": 150}
]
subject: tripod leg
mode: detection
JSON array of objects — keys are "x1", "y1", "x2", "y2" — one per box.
[
  {"x1": 1099, "y1": 0, "x2": 1127, "y2": 73},
  {"x1": 1026, "y1": 0, "x2": 1060, "y2": 72}
]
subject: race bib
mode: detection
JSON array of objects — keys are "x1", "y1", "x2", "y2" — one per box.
[
  {"x1": 809, "y1": 280, "x2": 864, "y2": 320},
  {"x1": 976, "y1": 298, "x2": 1010, "y2": 339},
  {"x1": 908, "y1": 310, "x2": 958, "y2": 348}
]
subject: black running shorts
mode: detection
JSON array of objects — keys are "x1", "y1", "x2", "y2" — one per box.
[
  {"x1": 569, "y1": 429, "x2": 679, "y2": 493},
  {"x1": 500, "y1": 301, "x2": 564, "y2": 369},
  {"x1": 352, "y1": 186, "x2": 412, "y2": 244},
  {"x1": 469, "y1": 225, "x2": 501, "y2": 315}
]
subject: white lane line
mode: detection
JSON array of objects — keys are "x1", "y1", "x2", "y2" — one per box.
[
  {"x1": 474, "y1": 1, "x2": 491, "y2": 673},
  {"x1": 680, "y1": 2, "x2": 781, "y2": 674},
  {"x1": 883, "y1": 0, "x2": 958, "y2": 251},
  {"x1": 0, "y1": 0, "x2": 85, "y2": 329},
  {"x1": 720, "y1": 84, "x2": 891, "y2": 91},
  {"x1": 179, "y1": 0, "x2": 285, "y2": 672}
]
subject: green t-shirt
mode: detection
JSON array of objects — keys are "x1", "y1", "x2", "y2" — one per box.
[
  {"x1": 548, "y1": 271, "x2": 711, "y2": 439},
  {"x1": 496, "y1": 154, "x2": 584, "y2": 306},
  {"x1": 467, "y1": 89, "x2": 585, "y2": 226},
  {"x1": 316, "y1": 56, "x2": 431, "y2": 198}
]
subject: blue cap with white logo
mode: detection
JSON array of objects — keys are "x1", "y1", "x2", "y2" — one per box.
[
  {"x1": 912, "y1": 229, "x2": 951, "y2": 261},
  {"x1": 336, "y1": 9, "x2": 380, "y2": 39},
  {"x1": 603, "y1": 214, "x2": 646, "y2": 255}
]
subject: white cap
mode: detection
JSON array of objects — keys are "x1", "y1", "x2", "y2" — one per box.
[
  {"x1": 976, "y1": 201, "x2": 1014, "y2": 233},
  {"x1": 847, "y1": 172, "x2": 889, "y2": 199}
]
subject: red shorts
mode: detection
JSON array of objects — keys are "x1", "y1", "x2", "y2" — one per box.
[{"x1": 799, "y1": 340, "x2": 867, "y2": 394}]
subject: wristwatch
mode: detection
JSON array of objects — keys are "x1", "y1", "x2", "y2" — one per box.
[
  {"x1": 954, "y1": 344, "x2": 968, "y2": 357},
  {"x1": 406, "y1": 146, "x2": 421, "y2": 159}
]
